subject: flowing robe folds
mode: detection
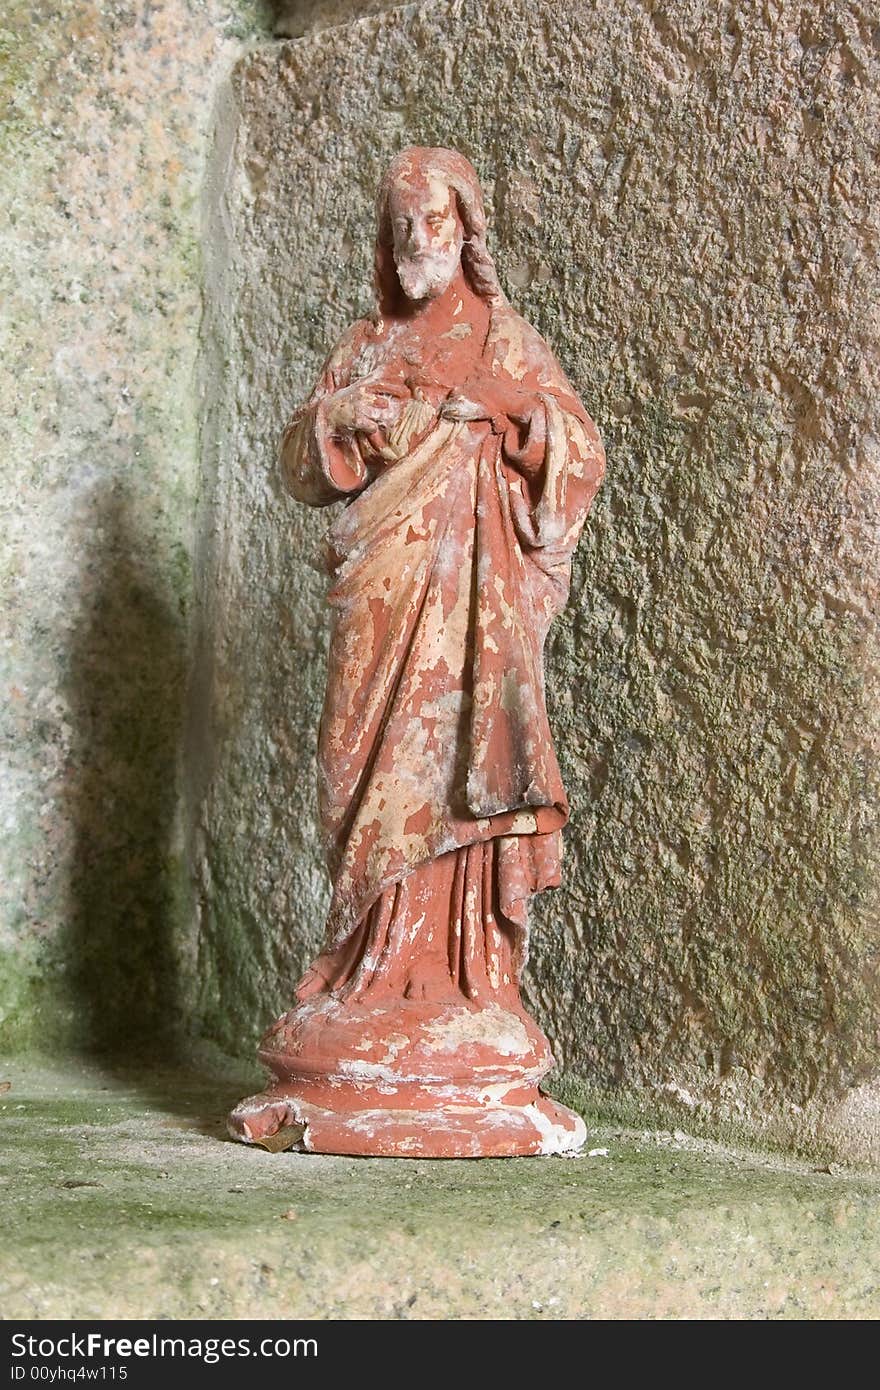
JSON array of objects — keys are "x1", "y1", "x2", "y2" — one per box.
[{"x1": 281, "y1": 305, "x2": 605, "y2": 1002}]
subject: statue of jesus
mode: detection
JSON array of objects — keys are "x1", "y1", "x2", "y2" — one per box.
[{"x1": 229, "y1": 147, "x2": 605, "y2": 1157}]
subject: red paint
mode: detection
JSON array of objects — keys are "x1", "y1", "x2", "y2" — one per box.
[{"x1": 230, "y1": 148, "x2": 605, "y2": 1157}]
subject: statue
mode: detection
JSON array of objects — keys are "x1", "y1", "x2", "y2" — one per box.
[{"x1": 229, "y1": 147, "x2": 605, "y2": 1157}]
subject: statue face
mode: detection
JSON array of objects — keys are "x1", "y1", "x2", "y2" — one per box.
[{"x1": 389, "y1": 175, "x2": 464, "y2": 302}]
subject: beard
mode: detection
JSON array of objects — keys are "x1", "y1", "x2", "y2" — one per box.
[{"x1": 395, "y1": 243, "x2": 461, "y2": 301}]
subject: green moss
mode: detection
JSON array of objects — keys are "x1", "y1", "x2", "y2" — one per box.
[{"x1": 3, "y1": 1058, "x2": 879, "y2": 1318}]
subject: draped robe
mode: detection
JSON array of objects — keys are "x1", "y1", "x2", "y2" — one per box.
[{"x1": 281, "y1": 303, "x2": 605, "y2": 1003}]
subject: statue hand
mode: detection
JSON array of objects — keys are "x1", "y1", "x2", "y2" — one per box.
[
  {"x1": 439, "y1": 393, "x2": 485, "y2": 422},
  {"x1": 325, "y1": 380, "x2": 408, "y2": 435},
  {"x1": 440, "y1": 375, "x2": 536, "y2": 428}
]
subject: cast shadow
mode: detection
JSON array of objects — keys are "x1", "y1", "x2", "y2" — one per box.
[{"x1": 61, "y1": 484, "x2": 251, "y2": 1131}]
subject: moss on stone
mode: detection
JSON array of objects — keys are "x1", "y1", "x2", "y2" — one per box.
[{"x1": 3, "y1": 1057, "x2": 879, "y2": 1318}]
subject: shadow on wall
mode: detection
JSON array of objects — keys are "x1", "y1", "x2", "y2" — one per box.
[
  {"x1": 61, "y1": 483, "x2": 188, "y2": 1056},
  {"x1": 270, "y1": 1, "x2": 404, "y2": 39}
]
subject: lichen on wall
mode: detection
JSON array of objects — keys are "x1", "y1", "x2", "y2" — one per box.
[{"x1": 196, "y1": 0, "x2": 879, "y2": 1155}]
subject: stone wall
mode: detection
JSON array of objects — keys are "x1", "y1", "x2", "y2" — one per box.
[
  {"x1": 0, "y1": 0, "x2": 273, "y2": 1051},
  {"x1": 2, "y1": 0, "x2": 877, "y2": 1160},
  {"x1": 196, "y1": 0, "x2": 879, "y2": 1157}
]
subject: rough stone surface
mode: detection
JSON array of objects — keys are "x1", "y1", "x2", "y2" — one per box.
[
  {"x1": 0, "y1": 0, "x2": 273, "y2": 1051},
  {"x1": 1, "y1": 0, "x2": 878, "y2": 1166},
  {"x1": 196, "y1": 0, "x2": 880, "y2": 1157},
  {"x1": 3, "y1": 1056, "x2": 879, "y2": 1319}
]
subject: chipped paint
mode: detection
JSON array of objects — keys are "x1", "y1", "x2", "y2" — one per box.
[
  {"x1": 232, "y1": 148, "x2": 603, "y2": 1157},
  {"x1": 422, "y1": 1001, "x2": 532, "y2": 1056}
]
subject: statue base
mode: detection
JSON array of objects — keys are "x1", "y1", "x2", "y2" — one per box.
[{"x1": 228, "y1": 995, "x2": 587, "y2": 1158}]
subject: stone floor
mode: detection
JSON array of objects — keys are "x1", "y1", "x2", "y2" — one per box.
[{"x1": 2, "y1": 1055, "x2": 878, "y2": 1319}]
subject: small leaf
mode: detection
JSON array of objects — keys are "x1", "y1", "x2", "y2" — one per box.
[
  {"x1": 252, "y1": 1124, "x2": 306, "y2": 1153},
  {"x1": 0, "y1": 1081, "x2": 11, "y2": 1094},
  {"x1": 278, "y1": 1208, "x2": 299, "y2": 1221}
]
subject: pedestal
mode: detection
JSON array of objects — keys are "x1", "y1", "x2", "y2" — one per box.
[{"x1": 228, "y1": 994, "x2": 586, "y2": 1158}]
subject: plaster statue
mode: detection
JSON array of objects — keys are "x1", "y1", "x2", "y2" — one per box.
[{"x1": 229, "y1": 147, "x2": 605, "y2": 1157}]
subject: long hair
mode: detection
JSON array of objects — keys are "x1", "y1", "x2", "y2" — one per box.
[{"x1": 373, "y1": 147, "x2": 506, "y2": 319}]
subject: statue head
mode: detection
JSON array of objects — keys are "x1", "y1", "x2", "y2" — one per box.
[{"x1": 374, "y1": 146, "x2": 505, "y2": 315}]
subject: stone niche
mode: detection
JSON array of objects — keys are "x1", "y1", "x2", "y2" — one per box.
[{"x1": 194, "y1": 0, "x2": 880, "y2": 1161}]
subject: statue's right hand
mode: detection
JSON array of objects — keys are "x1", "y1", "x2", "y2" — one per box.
[{"x1": 325, "y1": 381, "x2": 407, "y2": 435}]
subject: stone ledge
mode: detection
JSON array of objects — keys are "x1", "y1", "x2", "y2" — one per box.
[{"x1": 2, "y1": 1056, "x2": 878, "y2": 1319}]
